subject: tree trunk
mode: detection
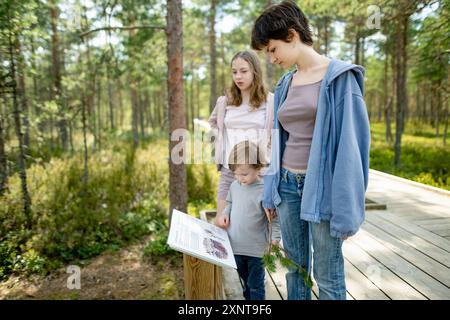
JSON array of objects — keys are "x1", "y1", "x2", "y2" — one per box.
[
  {"x1": 190, "y1": 72, "x2": 195, "y2": 127},
  {"x1": 394, "y1": 15, "x2": 408, "y2": 167},
  {"x1": 421, "y1": 84, "x2": 426, "y2": 122},
  {"x1": 128, "y1": 16, "x2": 139, "y2": 148},
  {"x1": 184, "y1": 82, "x2": 189, "y2": 131},
  {"x1": 130, "y1": 77, "x2": 139, "y2": 148},
  {"x1": 167, "y1": 0, "x2": 187, "y2": 222},
  {"x1": 117, "y1": 78, "x2": 124, "y2": 128},
  {"x1": 436, "y1": 80, "x2": 442, "y2": 137},
  {"x1": 138, "y1": 85, "x2": 145, "y2": 139},
  {"x1": 15, "y1": 38, "x2": 30, "y2": 149},
  {"x1": 107, "y1": 63, "x2": 115, "y2": 131},
  {"x1": 144, "y1": 90, "x2": 154, "y2": 130},
  {"x1": 383, "y1": 52, "x2": 391, "y2": 141},
  {"x1": 153, "y1": 91, "x2": 160, "y2": 128},
  {"x1": 77, "y1": 41, "x2": 89, "y2": 183},
  {"x1": 444, "y1": 67, "x2": 449, "y2": 145},
  {"x1": 314, "y1": 22, "x2": 321, "y2": 53},
  {"x1": 96, "y1": 76, "x2": 102, "y2": 150},
  {"x1": 82, "y1": 6, "x2": 98, "y2": 152},
  {"x1": 81, "y1": 93, "x2": 89, "y2": 186},
  {"x1": 443, "y1": 97, "x2": 448, "y2": 145},
  {"x1": 361, "y1": 36, "x2": 366, "y2": 66},
  {"x1": 323, "y1": 17, "x2": 329, "y2": 56},
  {"x1": 414, "y1": 85, "x2": 420, "y2": 122},
  {"x1": 50, "y1": 0, "x2": 68, "y2": 151},
  {"x1": 209, "y1": 0, "x2": 217, "y2": 112},
  {"x1": 265, "y1": 55, "x2": 274, "y2": 90},
  {"x1": 379, "y1": 56, "x2": 386, "y2": 122},
  {"x1": 196, "y1": 79, "x2": 200, "y2": 119},
  {"x1": 354, "y1": 30, "x2": 360, "y2": 65},
  {"x1": 220, "y1": 34, "x2": 226, "y2": 97},
  {"x1": 8, "y1": 33, "x2": 32, "y2": 228},
  {"x1": 68, "y1": 120, "x2": 74, "y2": 153},
  {"x1": 83, "y1": 20, "x2": 98, "y2": 151},
  {"x1": 264, "y1": 0, "x2": 274, "y2": 91},
  {"x1": 0, "y1": 108, "x2": 7, "y2": 196},
  {"x1": 30, "y1": 36, "x2": 41, "y2": 132}
]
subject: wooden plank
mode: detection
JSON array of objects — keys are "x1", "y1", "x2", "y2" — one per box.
[
  {"x1": 413, "y1": 218, "x2": 450, "y2": 226},
  {"x1": 344, "y1": 239, "x2": 425, "y2": 300},
  {"x1": 393, "y1": 211, "x2": 450, "y2": 221},
  {"x1": 265, "y1": 271, "x2": 282, "y2": 300},
  {"x1": 264, "y1": 263, "x2": 352, "y2": 300},
  {"x1": 215, "y1": 266, "x2": 223, "y2": 299},
  {"x1": 366, "y1": 214, "x2": 450, "y2": 267},
  {"x1": 344, "y1": 259, "x2": 389, "y2": 300},
  {"x1": 183, "y1": 254, "x2": 222, "y2": 299},
  {"x1": 422, "y1": 223, "x2": 450, "y2": 232},
  {"x1": 369, "y1": 211, "x2": 450, "y2": 253},
  {"x1": 362, "y1": 222, "x2": 450, "y2": 288},
  {"x1": 352, "y1": 229, "x2": 450, "y2": 299},
  {"x1": 386, "y1": 203, "x2": 449, "y2": 214},
  {"x1": 432, "y1": 228, "x2": 450, "y2": 237},
  {"x1": 221, "y1": 266, "x2": 244, "y2": 299},
  {"x1": 265, "y1": 263, "x2": 319, "y2": 300},
  {"x1": 265, "y1": 262, "x2": 286, "y2": 300}
]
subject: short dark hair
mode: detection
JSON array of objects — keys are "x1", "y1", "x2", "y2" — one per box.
[{"x1": 251, "y1": 0, "x2": 313, "y2": 50}]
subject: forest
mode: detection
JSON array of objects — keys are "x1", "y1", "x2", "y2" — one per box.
[{"x1": 0, "y1": 0, "x2": 448, "y2": 299}]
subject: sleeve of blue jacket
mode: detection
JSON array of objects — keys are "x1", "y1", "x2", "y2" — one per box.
[
  {"x1": 330, "y1": 71, "x2": 371, "y2": 239},
  {"x1": 262, "y1": 74, "x2": 288, "y2": 210},
  {"x1": 262, "y1": 128, "x2": 279, "y2": 209}
]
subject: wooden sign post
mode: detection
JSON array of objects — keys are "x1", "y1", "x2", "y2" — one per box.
[{"x1": 183, "y1": 210, "x2": 223, "y2": 300}]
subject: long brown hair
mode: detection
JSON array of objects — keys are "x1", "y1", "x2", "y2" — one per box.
[{"x1": 227, "y1": 50, "x2": 267, "y2": 110}]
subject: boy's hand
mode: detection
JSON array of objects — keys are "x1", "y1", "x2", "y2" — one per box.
[
  {"x1": 214, "y1": 213, "x2": 229, "y2": 229},
  {"x1": 264, "y1": 208, "x2": 277, "y2": 223},
  {"x1": 268, "y1": 239, "x2": 280, "y2": 252}
]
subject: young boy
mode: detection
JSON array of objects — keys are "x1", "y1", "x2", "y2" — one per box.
[{"x1": 216, "y1": 140, "x2": 281, "y2": 300}]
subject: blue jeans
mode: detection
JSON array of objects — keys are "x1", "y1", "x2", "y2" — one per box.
[
  {"x1": 277, "y1": 167, "x2": 346, "y2": 300},
  {"x1": 234, "y1": 255, "x2": 265, "y2": 300}
]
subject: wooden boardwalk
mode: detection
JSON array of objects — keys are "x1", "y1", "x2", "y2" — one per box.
[{"x1": 264, "y1": 169, "x2": 450, "y2": 300}]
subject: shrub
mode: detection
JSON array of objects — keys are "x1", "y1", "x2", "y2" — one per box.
[{"x1": 0, "y1": 138, "x2": 170, "y2": 280}]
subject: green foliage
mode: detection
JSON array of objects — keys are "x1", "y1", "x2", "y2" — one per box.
[
  {"x1": 186, "y1": 164, "x2": 218, "y2": 204},
  {"x1": 0, "y1": 138, "x2": 170, "y2": 280},
  {"x1": 263, "y1": 243, "x2": 313, "y2": 289},
  {"x1": 142, "y1": 228, "x2": 178, "y2": 258},
  {"x1": 370, "y1": 122, "x2": 450, "y2": 190}
]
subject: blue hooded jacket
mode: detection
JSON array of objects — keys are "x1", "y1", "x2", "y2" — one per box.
[{"x1": 263, "y1": 59, "x2": 370, "y2": 239}]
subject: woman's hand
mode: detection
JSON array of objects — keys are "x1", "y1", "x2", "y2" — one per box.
[
  {"x1": 214, "y1": 213, "x2": 229, "y2": 229},
  {"x1": 264, "y1": 208, "x2": 277, "y2": 223}
]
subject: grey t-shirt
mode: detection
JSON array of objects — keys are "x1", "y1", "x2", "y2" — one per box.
[{"x1": 223, "y1": 179, "x2": 281, "y2": 258}]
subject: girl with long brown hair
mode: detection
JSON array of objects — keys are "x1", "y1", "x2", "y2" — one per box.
[{"x1": 208, "y1": 50, "x2": 274, "y2": 228}]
